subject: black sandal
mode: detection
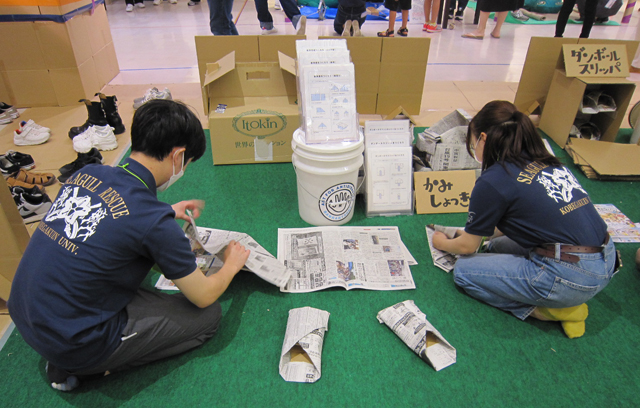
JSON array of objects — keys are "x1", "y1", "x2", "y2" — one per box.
[
  {"x1": 397, "y1": 27, "x2": 408, "y2": 37},
  {"x1": 377, "y1": 28, "x2": 394, "y2": 37}
]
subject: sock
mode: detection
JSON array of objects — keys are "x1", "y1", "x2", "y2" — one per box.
[
  {"x1": 536, "y1": 304, "x2": 588, "y2": 322},
  {"x1": 46, "y1": 362, "x2": 80, "y2": 392},
  {"x1": 561, "y1": 320, "x2": 586, "y2": 339}
]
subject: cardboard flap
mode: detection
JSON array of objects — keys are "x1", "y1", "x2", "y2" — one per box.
[
  {"x1": 203, "y1": 51, "x2": 236, "y2": 88},
  {"x1": 384, "y1": 106, "x2": 416, "y2": 125},
  {"x1": 568, "y1": 138, "x2": 640, "y2": 176},
  {"x1": 278, "y1": 51, "x2": 296, "y2": 76}
]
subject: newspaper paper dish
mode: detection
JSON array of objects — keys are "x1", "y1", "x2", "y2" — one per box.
[
  {"x1": 279, "y1": 307, "x2": 330, "y2": 383},
  {"x1": 377, "y1": 300, "x2": 456, "y2": 371}
]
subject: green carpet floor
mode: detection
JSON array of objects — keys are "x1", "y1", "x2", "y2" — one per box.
[{"x1": 1, "y1": 129, "x2": 639, "y2": 407}]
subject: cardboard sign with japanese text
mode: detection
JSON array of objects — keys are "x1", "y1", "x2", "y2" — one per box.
[
  {"x1": 562, "y1": 44, "x2": 629, "y2": 78},
  {"x1": 414, "y1": 170, "x2": 477, "y2": 214}
]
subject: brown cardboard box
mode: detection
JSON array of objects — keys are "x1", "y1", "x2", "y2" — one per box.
[
  {"x1": 0, "y1": 0, "x2": 96, "y2": 16},
  {"x1": 202, "y1": 51, "x2": 300, "y2": 165},
  {"x1": 0, "y1": 5, "x2": 119, "y2": 107},
  {"x1": 566, "y1": 138, "x2": 640, "y2": 180},
  {"x1": 318, "y1": 37, "x2": 430, "y2": 116}
]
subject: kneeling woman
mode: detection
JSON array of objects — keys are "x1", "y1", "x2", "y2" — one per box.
[{"x1": 432, "y1": 100, "x2": 616, "y2": 338}]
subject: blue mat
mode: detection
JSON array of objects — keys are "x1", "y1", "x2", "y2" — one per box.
[{"x1": 300, "y1": 2, "x2": 403, "y2": 20}]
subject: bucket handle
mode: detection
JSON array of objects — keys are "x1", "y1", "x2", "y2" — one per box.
[{"x1": 293, "y1": 164, "x2": 367, "y2": 201}]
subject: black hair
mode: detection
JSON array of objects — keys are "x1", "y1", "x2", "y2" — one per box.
[
  {"x1": 467, "y1": 100, "x2": 562, "y2": 172},
  {"x1": 130, "y1": 99, "x2": 206, "y2": 162}
]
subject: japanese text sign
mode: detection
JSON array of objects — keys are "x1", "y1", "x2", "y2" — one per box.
[
  {"x1": 563, "y1": 44, "x2": 629, "y2": 78},
  {"x1": 414, "y1": 170, "x2": 477, "y2": 214}
]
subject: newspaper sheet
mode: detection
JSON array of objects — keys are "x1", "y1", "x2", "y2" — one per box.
[
  {"x1": 278, "y1": 226, "x2": 417, "y2": 293},
  {"x1": 426, "y1": 225, "x2": 459, "y2": 273},
  {"x1": 377, "y1": 300, "x2": 456, "y2": 371},
  {"x1": 594, "y1": 204, "x2": 640, "y2": 243},
  {"x1": 153, "y1": 216, "x2": 290, "y2": 289},
  {"x1": 279, "y1": 307, "x2": 330, "y2": 383}
]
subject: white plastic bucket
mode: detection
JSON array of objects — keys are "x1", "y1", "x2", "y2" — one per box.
[{"x1": 291, "y1": 128, "x2": 364, "y2": 226}]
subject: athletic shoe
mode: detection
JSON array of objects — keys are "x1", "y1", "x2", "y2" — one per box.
[
  {"x1": 14, "y1": 190, "x2": 52, "y2": 223},
  {"x1": 154, "y1": 0, "x2": 162, "y2": 4},
  {"x1": 423, "y1": 23, "x2": 428, "y2": 31},
  {"x1": 261, "y1": 27, "x2": 279, "y2": 35},
  {"x1": 126, "y1": 4, "x2": 134, "y2": 11},
  {"x1": 59, "y1": 155, "x2": 103, "y2": 183},
  {"x1": 135, "y1": 2, "x2": 145, "y2": 7},
  {"x1": 455, "y1": 10, "x2": 464, "y2": 20},
  {"x1": 133, "y1": 87, "x2": 159, "y2": 104},
  {"x1": 0, "y1": 111, "x2": 13, "y2": 125},
  {"x1": 10, "y1": 185, "x2": 44, "y2": 199},
  {"x1": 187, "y1": 0, "x2": 200, "y2": 5},
  {"x1": 0, "y1": 102, "x2": 20, "y2": 122},
  {"x1": 46, "y1": 362, "x2": 80, "y2": 392},
  {"x1": 14, "y1": 126, "x2": 50, "y2": 146},
  {"x1": 3, "y1": 150, "x2": 35, "y2": 172},
  {"x1": 426, "y1": 23, "x2": 442, "y2": 33},
  {"x1": 19, "y1": 119, "x2": 50, "y2": 134},
  {"x1": 73, "y1": 125, "x2": 117, "y2": 153},
  {"x1": 170, "y1": 0, "x2": 177, "y2": 3},
  {"x1": 274, "y1": 0, "x2": 281, "y2": 9},
  {"x1": 132, "y1": 87, "x2": 172, "y2": 109},
  {"x1": 295, "y1": 15, "x2": 307, "y2": 35}
]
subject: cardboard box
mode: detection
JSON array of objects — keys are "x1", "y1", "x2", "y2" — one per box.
[
  {"x1": 0, "y1": 176, "x2": 30, "y2": 303},
  {"x1": 0, "y1": 5, "x2": 118, "y2": 107},
  {"x1": 318, "y1": 37, "x2": 430, "y2": 116},
  {"x1": 539, "y1": 71, "x2": 635, "y2": 148},
  {"x1": 202, "y1": 51, "x2": 299, "y2": 165},
  {"x1": 0, "y1": 0, "x2": 97, "y2": 17},
  {"x1": 514, "y1": 37, "x2": 639, "y2": 113},
  {"x1": 195, "y1": 35, "x2": 303, "y2": 165},
  {"x1": 566, "y1": 138, "x2": 640, "y2": 180}
]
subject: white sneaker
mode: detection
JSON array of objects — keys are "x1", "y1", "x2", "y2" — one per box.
[
  {"x1": 73, "y1": 125, "x2": 117, "y2": 153},
  {"x1": 261, "y1": 27, "x2": 279, "y2": 35},
  {"x1": 126, "y1": 4, "x2": 134, "y2": 11},
  {"x1": 274, "y1": 0, "x2": 281, "y2": 9},
  {"x1": 14, "y1": 126, "x2": 50, "y2": 146},
  {"x1": 170, "y1": 0, "x2": 177, "y2": 3},
  {"x1": 133, "y1": 87, "x2": 173, "y2": 109},
  {"x1": 19, "y1": 119, "x2": 50, "y2": 134},
  {"x1": 153, "y1": 0, "x2": 162, "y2": 4},
  {"x1": 14, "y1": 191, "x2": 52, "y2": 224},
  {"x1": 295, "y1": 15, "x2": 307, "y2": 35},
  {"x1": 135, "y1": 2, "x2": 145, "y2": 7}
]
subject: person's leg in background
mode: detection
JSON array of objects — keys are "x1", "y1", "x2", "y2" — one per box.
[
  {"x1": 578, "y1": 0, "x2": 598, "y2": 38},
  {"x1": 455, "y1": 0, "x2": 468, "y2": 19},
  {"x1": 555, "y1": 0, "x2": 577, "y2": 37},
  {"x1": 490, "y1": 10, "x2": 508, "y2": 38},
  {"x1": 334, "y1": 5, "x2": 348, "y2": 34},
  {"x1": 254, "y1": 0, "x2": 277, "y2": 32},
  {"x1": 278, "y1": 0, "x2": 307, "y2": 34},
  {"x1": 207, "y1": 0, "x2": 238, "y2": 35}
]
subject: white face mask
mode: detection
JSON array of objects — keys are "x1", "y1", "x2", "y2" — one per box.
[
  {"x1": 472, "y1": 137, "x2": 482, "y2": 165},
  {"x1": 157, "y1": 151, "x2": 185, "y2": 192}
]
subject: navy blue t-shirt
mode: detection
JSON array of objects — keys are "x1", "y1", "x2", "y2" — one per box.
[
  {"x1": 465, "y1": 161, "x2": 607, "y2": 248},
  {"x1": 8, "y1": 158, "x2": 197, "y2": 372}
]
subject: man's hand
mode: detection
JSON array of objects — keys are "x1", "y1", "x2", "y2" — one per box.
[
  {"x1": 223, "y1": 240, "x2": 251, "y2": 274},
  {"x1": 172, "y1": 200, "x2": 205, "y2": 222}
]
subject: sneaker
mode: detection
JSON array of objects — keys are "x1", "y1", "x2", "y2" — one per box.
[
  {"x1": 0, "y1": 111, "x2": 13, "y2": 124},
  {"x1": 59, "y1": 153, "x2": 103, "y2": 183},
  {"x1": 135, "y1": 2, "x2": 145, "y2": 7},
  {"x1": 187, "y1": 0, "x2": 199, "y2": 4},
  {"x1": 10, "y1": 185, "x2": 44, "y2": 199},
  {"x1": 14, "y1": 126, "x2": 50, "y2": 146},
  {"x1": 126, "y1": 4, "x2": 134, "y2": 11},
  {"x1": 423, "y1": 23, "x2": 428, "y2": 31},
  {"x1": 455, "y1": 9, "x2": 464, "y2": 20},
  {"x1": 132, "y1": 87, "x2": 172, "y2": 109},
  {"x1": 295, "y1": 15, "x2": 307, "y2": 35},
  {"x1": 275, "y1": 0, "x2": 281, "y2": 9},
  {"x1": 14, "y1": 190, "x2": 52, "y2": 223},
  {"x1": 170, "y1": 0, "x2": 177, "y2": 3},
  {"x1": 19, "y1": 119, "x2": 50, "y2": 134},
  {"x1": 133, "y1": 87, "x2": 160, "y2": 105},
  {"x1": 73, "y1": 125, "x2": 118, "y2": 153},
  {"x1": 3, "y1": 150, "x2": 35, "y2": 172},
  {"x1": 352, "y1": 20, "x2": 362, "y2": 37},
  {"x1": 46, "y1": 362, "x2": 80, "y2": 392},
  {"x1": 426, "y1": 23, "x2": 442, "y2": 33},
  {"x1": 154, "y1": 0, "x2": 162, "y2": 4},
  {"x1": 0, "y1": 102, "x2": 20, "y2": 120},
  {"x1": 261, "y1": 27, "x2": 279, "y2": 35}
]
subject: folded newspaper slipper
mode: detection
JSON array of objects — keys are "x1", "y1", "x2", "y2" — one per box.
[
  {"x1": 279, "y1": 307, "x2": 330, "y2": 383},
  {"x1": 596, "y1": 93, "x2": 617, "y2": 113},
  {"x1": 578, "y1": 122, "x2": 601, "y2": 141},
  {"x1": 580, "y1": 92, "x2": 599, "y2": 115},
  {"x1": 377, "y1": 300, "x2": 456, "y2": 371}
]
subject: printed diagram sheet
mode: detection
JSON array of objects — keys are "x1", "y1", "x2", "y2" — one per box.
[
  {"x1": 279, "y1": 307, "x2": 330, "y2": 383},
  {"x1": 377, "y1": 300, "x2": 456, "y2": 371},
  {"x1": 278, "y1": 226, "x2": 417, "y2": 293},
  {"x1": 156, "y1": 217, "x2": 290, "y2": 289},
  {"x1": 426, "y1": 225, "x2": 460, "y2": 273},
  {"x1": 594, "y1": 204, "x2": 640, "y2": 243}
]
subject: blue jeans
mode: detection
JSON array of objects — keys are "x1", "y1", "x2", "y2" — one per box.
[
  {"x1": 453, "y1": 236, "x2": 616, "y2": 320},
  {"x1": 207, "y1": 0, "x2": 238, "y2": 35},
  {"x1": 254, "y1": 0, "x2": 301, "y2": 29}
]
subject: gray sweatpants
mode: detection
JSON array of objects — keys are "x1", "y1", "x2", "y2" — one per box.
[{"x1": 74, "y1": 289, "x2": 221, "y2": 375}]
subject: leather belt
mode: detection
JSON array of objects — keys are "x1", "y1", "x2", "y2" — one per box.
[{"x1": 534, "y1": 235, "x2": 609, "y2": 264}]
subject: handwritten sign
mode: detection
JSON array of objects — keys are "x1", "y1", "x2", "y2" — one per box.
[
  {"x1": 414, "y1": 170, "x2": 477, "y2": 214},
  {"x1": 563, "y1": 44, "x2": 629, "y2": 78}
]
